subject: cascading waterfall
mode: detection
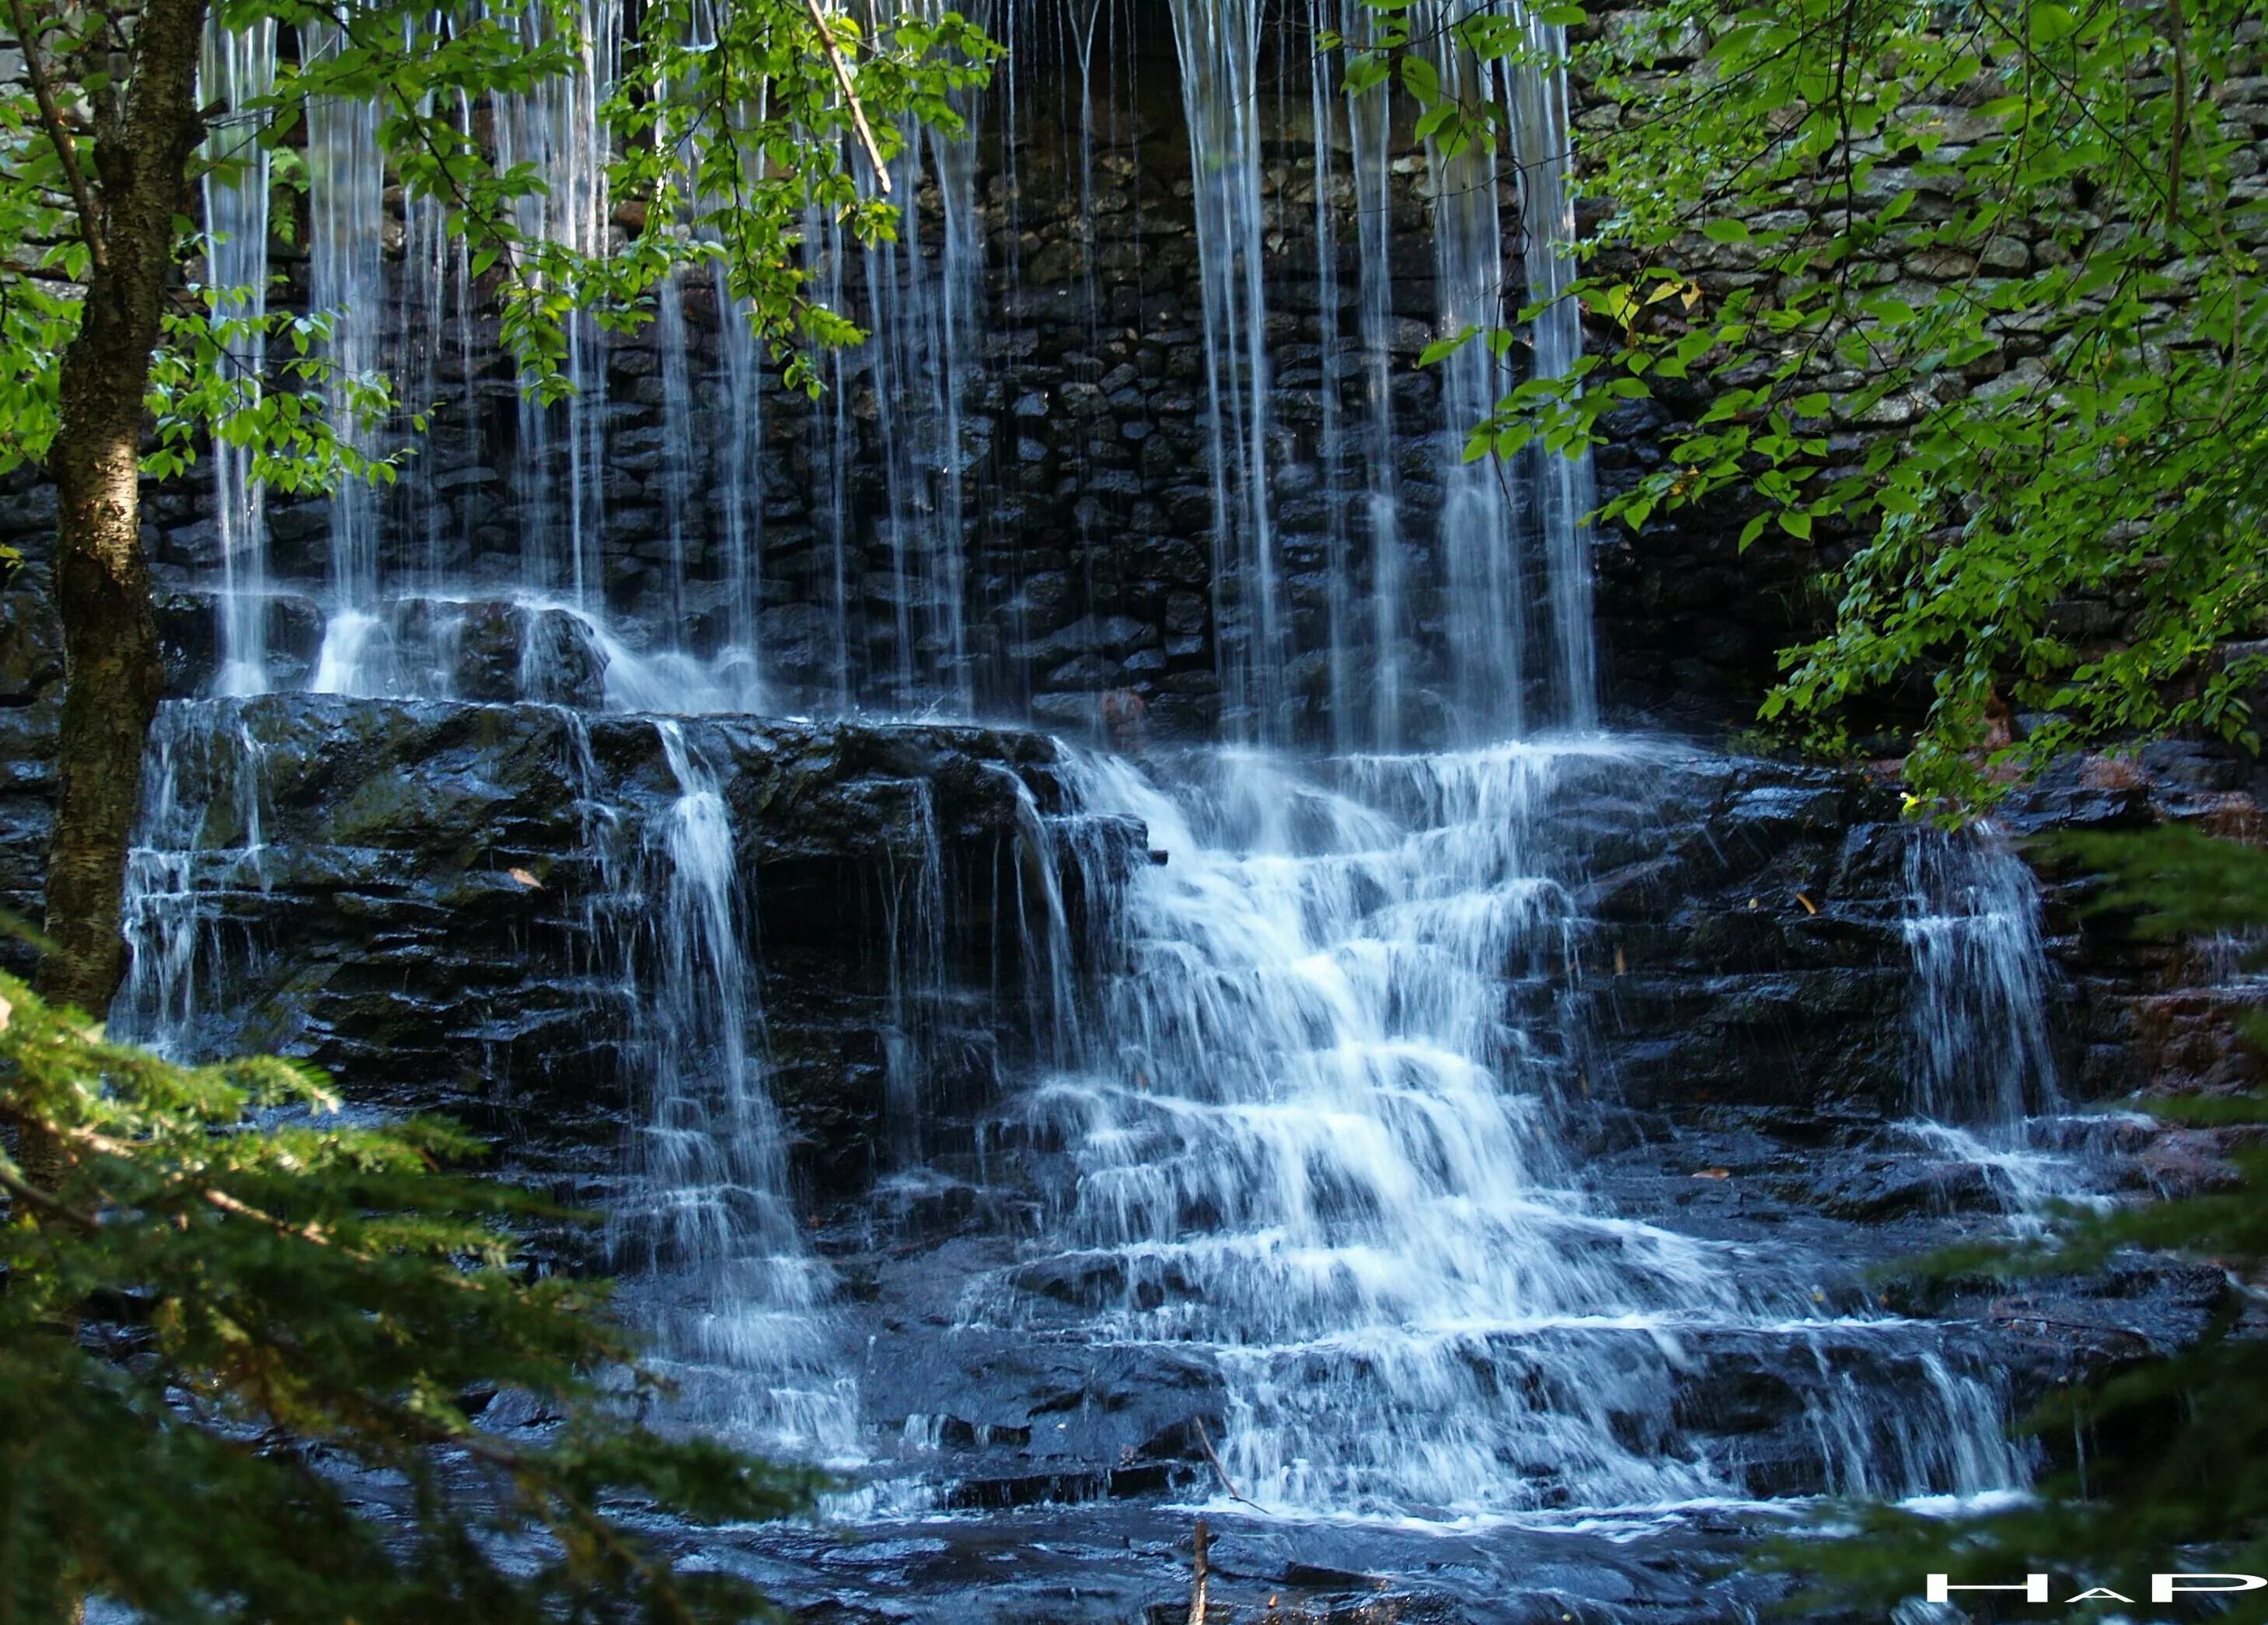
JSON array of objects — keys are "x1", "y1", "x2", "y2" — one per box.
[
  {"x1": 117, "y1": 0, "x2": 2086, "y2": 1570},
  {"x1": 588, "y1": 720, "x2": 860, "y2": 1458},
  {"x1": 1901, "y1": 826, "x2": 2119, "y2": 1228},
  {"x1": 968, "y1": 743, "x2": 2025, "y2": 1519}
]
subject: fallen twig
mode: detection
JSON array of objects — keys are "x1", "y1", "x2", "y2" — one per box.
[{"x1": 1190, "y1": 1417, "x2": 1268, "y2": 1515}]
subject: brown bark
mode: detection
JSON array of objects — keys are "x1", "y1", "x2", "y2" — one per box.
[{"x1": 18, "y1": 0, "x2": 211, "y2": 1157}]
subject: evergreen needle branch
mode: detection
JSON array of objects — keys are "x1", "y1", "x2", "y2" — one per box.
[{"x1": 0, "y1": 1149, "x2": 99, "y2": 1231}]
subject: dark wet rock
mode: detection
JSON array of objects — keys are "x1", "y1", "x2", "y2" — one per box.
[
  {"x1": 78, "y1": 695, "x2": 1135, "y2": 1189},
  {"x1": 444, "y1": 600, "x2": 608, "y2": 706},
  {"x1": 152, "y1": 591, "x2": 326, "y2": 696},
  {"x1": 1808, "y1": 1156, "x2": 2001, "y2": 1220},
  {"x1": 0, "y1": 588, "x2": 62, "y2": 702}
]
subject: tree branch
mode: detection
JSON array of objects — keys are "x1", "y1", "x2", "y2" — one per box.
[
  {"x1": 0, "y1": 1149, "x2": 101, "y2": 1231},
  {"x1": 6, "y1": 0, "x2": 108, "y2": 271},
  {"x1": 802, "y1": 0, "x2": 892, "y2": 197}
]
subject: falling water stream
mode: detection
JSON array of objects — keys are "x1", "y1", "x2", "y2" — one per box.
[{"x1": 1899, "y1": 826, "x2": 2123, "y2": 1232}]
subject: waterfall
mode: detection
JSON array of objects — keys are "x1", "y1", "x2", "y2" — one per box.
[
  {"x1": 1344, "y1": 8, "x2": 1408, "y2": 751},
  {"x1": 200, "y1": 19, "x2": 276, "y2": 699},
  {"x1": 1408, "y1": 0, "x2": 1600, "y2": 737},
  {"x1": 587, "y1": 719, "x2": 859, "y2": 1458},
  {"x1": 860, "y1": 2, "x2": 989, "y2": 716},
  {"x1": 1167, "y1": 0, "x2": 1283, "y2": 740},
  {"x1": 303, "y1": 23, "x2": 390, "y2": 693},
  {"x1": 116, "y1": 1, "x2": 2081, "y2": 1568},
  {"x1": 972, "y1": 743, "x2": 2026, "y2": 1518},
  {"x1": 1504, "y1": 5, "x2": 1600, "y2": 727},
  {"x1": 1904, "y1": 826, "x2": 2060, "y2": 1128},
  {"x1": 117, "y1": 701, "x2": 271, "y2": 1053},
  {"x1": 1900, "y1": 826, "x2": 2118, "y2": 1229}
]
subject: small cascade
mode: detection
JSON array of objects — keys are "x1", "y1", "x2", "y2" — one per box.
[
  {"x1": 116, "y1": 701, "x2": 271, "y2": 1052},
  {"x1": 583, "y1": 719, "x2": 859, "y2": 1459},
  {"x1": 968, "y1": 744, "x2": 2025, "y2": 1519},
  {"x1": 1901, "y1": 826, "x2": 2113, "y2": 1226},
  {"x1": 1904, "y1": 825, "x2": 2061, "y2": 1128},
  {"x1": 199, "y1": 19, "x2": 277, "y2": 699}
]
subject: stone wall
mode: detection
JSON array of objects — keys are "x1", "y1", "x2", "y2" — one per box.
[{"x1": 0, "y1": 9, "x2": 1786, "y2": 743}]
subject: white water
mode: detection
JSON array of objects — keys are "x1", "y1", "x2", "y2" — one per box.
[
  {"x1": 1900, "y1": 826, "x2": 2116, "y2": 1229},
  {"x1": 968, "y1": 742, "x2": 2025, "y2": 1518},
  {"x1": 584, "y1": 720, "x2": 860, "y2": 1459}
]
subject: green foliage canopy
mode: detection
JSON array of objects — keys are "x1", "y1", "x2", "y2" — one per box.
[
  {"x1": 0, "y1": 0, "x2": 999, "y2": 481},
  {"x1": 1348, "y1": 0, "x2": 2268, "y2": 805}
]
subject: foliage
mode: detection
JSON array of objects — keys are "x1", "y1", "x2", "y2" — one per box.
[
  {"x1": 0, "y1": 970, "x2": 821, "y2": 1623},
  {"x1": 0, "y1": 0, "x2": 999, "y2": 476},
  {"x1": 1770, "y1": 828, "x2": 2268, "y2": 1619},
  {"x1": 1342, "y1": 0, "x2": 2268, "y2": 805}
]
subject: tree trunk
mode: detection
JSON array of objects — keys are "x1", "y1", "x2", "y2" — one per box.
[{"x1": 31, "y1": 0, "x2": 211, "y2": 1027}]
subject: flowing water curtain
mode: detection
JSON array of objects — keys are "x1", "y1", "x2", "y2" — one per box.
[
  {"x1": 1300, "y1": 0, "x2": 1355, "y2": 752},
  {"x1": 1167, "y1": 0, "x2": 1285, "y2": 743},
  {"x1": 802, "y1": 203, "x2": 861, "y2": 706},
  {"x1": 1007, "y1": 742, "x2": 2029, "y2": 1516},
  {"x1": 1904, "y1": 825, "x2": 2063, "y2": 1130},
  {"x1": 1502, "y1": 1, "x2": 1598, "y2": 729},
  {"x1": 1415, "y1": 1, "x2": 1529, "y2": 741},
  {"x1": 302, "y1": 19, "x2": 396, "y2": 695},
  {"x1": 482, "y1": 0, "x2": 621, "y2": 625},
  {"x1": 854, "y1": 0, "x2": 991, "y2": 714},
  {"x1": 1341, "y1": 0, "x2": 1409, "y2": 751},
  {"x1": 1324, "y1": 2, "x2": 1596, "y2": 743},
  {"x1": 399, "y1": 64, "x2": 481, "y2": 612},
  {"x1": 574, "y1": 719, "x2": 861, "y2": 1457},
  {"x1": 201, "y1": 17, "x2": 277, "y2": 699},
  {"x1": 693, "y1": 21, "x2": 772, "y2": 710}
]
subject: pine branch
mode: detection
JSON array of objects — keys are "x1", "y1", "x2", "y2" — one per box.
[{"x1": 0, "y1": 1149, "x2": 99, "y2": 1231}]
